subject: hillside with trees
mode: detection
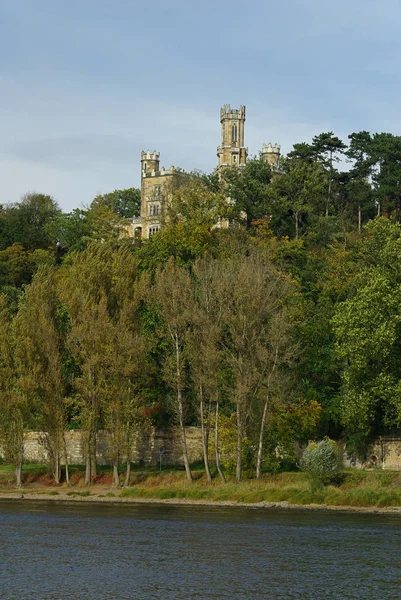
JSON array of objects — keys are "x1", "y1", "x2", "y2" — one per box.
[{"x1": 2, "y1": 131, "x2": 401, "y2": 486}]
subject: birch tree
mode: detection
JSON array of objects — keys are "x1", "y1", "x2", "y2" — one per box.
[
  {"x1": 213, "y1": 252, "x2": 293, "y2": 481},
  {"x1": 145, "y1": 258, "x2": 194, "y2": 482},
  {"x1": 189, "y1": 257, "x2": 226, "y2": 482}
]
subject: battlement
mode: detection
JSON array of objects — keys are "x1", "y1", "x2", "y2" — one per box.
[
  {"x1": 142, "y1": 165, "x2": 176, "y2": 178},
  {"x1": 141, "y1": 150, "x2": 160, "y2": 161},
  {"x1": 261, "y1": 142, "x2": 281, "y2": 154},
  {"x1": 220, "y1": 104, "x2": 246, "y2": 121}
]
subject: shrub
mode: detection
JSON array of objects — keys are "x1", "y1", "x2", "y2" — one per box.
[{"x1": 300, "y1": 438, "x2": 342, "y2": 486}]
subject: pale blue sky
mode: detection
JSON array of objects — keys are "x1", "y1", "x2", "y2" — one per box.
[{"x1": 1, "y1": 0, "x2": 401, "y2": 211}]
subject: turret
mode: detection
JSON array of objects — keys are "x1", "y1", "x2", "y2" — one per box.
[
  {"x1": 141, "y1": 150, "x2": 160, "y2": 178},
  {"x1": 217, "y1": 104, "x2": 247, "y2": 168},
  {"x1": 261, "y1": 143, "x2": 281, "y2": 168}
]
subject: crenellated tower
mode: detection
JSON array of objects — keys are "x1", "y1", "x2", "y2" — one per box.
[
  {"x1": 141, "y1": 150, "x2": 160, "y2": 177},
  {"x1": 217, "y1": 104, "x2": 247, "y2": 168},
  {"x1": 139, "y1": 150, "x2": 176, "y2": 239},
  {"x1": 261, "y1": 142, "x2": 281, "y2": 169}
]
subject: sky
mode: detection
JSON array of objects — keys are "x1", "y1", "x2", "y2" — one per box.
[{"x1": 1, "y1": 0, "x2": 401, "y2": 212}]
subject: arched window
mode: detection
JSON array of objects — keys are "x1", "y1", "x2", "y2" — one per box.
[{"x1": 232, "y1": 124, "x2": 238, "y2": 143}]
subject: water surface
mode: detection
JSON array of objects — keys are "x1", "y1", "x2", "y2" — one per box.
[{"x1": 0, "y1": 501, "x2": 400, "y2": 599}]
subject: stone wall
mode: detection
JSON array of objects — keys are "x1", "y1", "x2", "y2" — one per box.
[
  {"x1": 3, "y1": 430, "x2": 401, "y2": 470},
  {"x1": 343, "y1": 438, "x2": 401, "y2": 470},
  {"x1": 0, "y1": 428, "x2": 205, "y2": 467}
]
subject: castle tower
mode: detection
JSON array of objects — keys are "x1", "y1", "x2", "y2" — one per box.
[
  {"x1": 261, "y1": 143, "x2": 281, "y2": 168},
  {"x1": 217, "y1": 104, "x2": 247, "y2": 168},
  {"x1": 141, "y1": 150, "x2": 160, "y2": 178}
]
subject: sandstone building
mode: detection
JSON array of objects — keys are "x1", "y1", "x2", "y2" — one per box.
[{"x1": 131, "y1": 105, "x2": 281, "y2": 239}]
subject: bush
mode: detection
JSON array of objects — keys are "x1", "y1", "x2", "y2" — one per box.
[{"x1": 300, "y1": 438, "x2": 342, "y2": 486}]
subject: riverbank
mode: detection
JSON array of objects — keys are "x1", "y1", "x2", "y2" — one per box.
[
  {"x1": 2, "y1": 466, "x2": 401, "y2": 513},
  {"x1": 2, "y1": 490, "x2": 401, "y2": 515}
]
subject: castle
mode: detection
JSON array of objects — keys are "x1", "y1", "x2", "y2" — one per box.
[{"x1": 130, "y1": 105, "x2": 281, "y2": 239}]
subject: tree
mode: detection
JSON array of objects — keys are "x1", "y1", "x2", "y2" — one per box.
[
  {"x1": 300, "y1": 438, "x2": 342, "y2": 486},
  {"x1": 102, "y1": 294, "x2": 147, "y2": 488},
  {"x1": 213, "y1": 252, "x2": 294, "y2": 480},
  {"x1": 0, "y1": 244, "x2": 53, "y2": 294},
  {"x1": 371, "y1": 133, "x2": 401, "y2": 221},
  {"x1": 50, "y1": 208, "x2": 91, "y2": 253},
  {"x1": 144, "y1": 259, "x2": 194, "y2": 482},
  {"x1": 0, "y1": 295, "x2": 25, "y2": 487},
  {"x1": 346, "y1": 131, "x2": 375, "y2": 232},
  {"x1": 14, "y1": 266, "x2": 67, "y2": 483},
  {"x1": 1, "y1": 193, "x2": 61, "y2": 251},
  {"x1": 332, "y1": 219, "x2": 401, "y2": 454},
  {"x1": 59, "y1": 242, "x2": 141, "y2": 484},
  {"x1": 189, "y1": 257, "x2": 226, "y2": 482},
  {"x1": 137, "y1": 174, "x2": 228, "y2": 272},
  {"x1": 268, "y1": 157, "x2": 327, "y2": 239},
  {"x1": 91, "y1": 188, "x2": 141, "y2": 219},
  {"x1": 255, "y1": 310, "x2": 296, "y2": 479},
  {"x1": 312, "y1": 132, "x2": 347, "y2": 217},
  {"x1": 221, "y1": 158, "x2": 273, "y2": 227}
]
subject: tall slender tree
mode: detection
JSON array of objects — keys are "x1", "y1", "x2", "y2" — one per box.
[{"x1": 0, "y1": 295, "x2": 25, "y2": 487}]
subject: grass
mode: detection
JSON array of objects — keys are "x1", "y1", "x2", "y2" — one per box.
[
  {"x1": 66, "y1": 491, "x2": 92, "y2": 497},
  {"x1": 119, "y1": 469, "x2": 401, "y2": 508},
  {"x1": 2, "y1": 463, "x2": 401, "y2": 508}
]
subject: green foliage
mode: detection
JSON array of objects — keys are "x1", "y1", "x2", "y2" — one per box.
[
  {"x1": 221, "y1": 158, "x2": 272, "y2": 227},
  {"x1": 91, "y1": 188, "x2": 141, "y2": 219},
  {"x1": 7, "y1": 126, "x2": 401, "y2": 483},
  {"x1": 0, "y1": 193, "x2": 61, "y2": 251},
  {"x1": 300, "y1": 438, "x2": 342, "y2": 485}
]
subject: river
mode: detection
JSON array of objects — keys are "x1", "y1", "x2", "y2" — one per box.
[{"x1": 0, "y1": 501, "x2": 400, "y2": 599}]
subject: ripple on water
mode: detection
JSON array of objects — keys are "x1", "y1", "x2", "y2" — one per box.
[{"x1": 0, "y1": 502, "x2": 400, "y2": 599}]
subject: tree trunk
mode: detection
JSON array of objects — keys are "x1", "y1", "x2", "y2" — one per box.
[
  {"x1": 358, "y1": 205, "x2": 362, "y2": 234},
  {"x1": 85, "y1": 454, "x2": 91, "y2": 486},
  {"x1": 256, "y1": 395, "x2": 269, "y2": 480},
  {"x1": 53, "y1": 447, "x2": 60, "y2": 485},
  {"x1": 236, "y1": 402, "x2": 242, "y2": 482},
  {"x1": 295, "y1": 211, "x2": 299, "y2": 240},
  {"x1": 91, "y1": 437, "x2": 97, "y2": 480},
  {"x1": 326, "y1": 156, "x2": 332, "y2": 217},
  {"x1": 214, "y1": 400, "x2": 226, "y2": 484},
  {"x1": 47, "y1": 436, "x2": 61, "y2": 485},
  {"x1": 15, "y1": 460, "x2": 23, "y2": 489},
  {"x1": 175, "y1": 335, "x2": 193, "y2": 483},
  {"x1": 63, "y1": 434, "x2": 70, "y2": 486},
  {"x1": 396, "y1": 194, "x2": 401, "y2": 223},
  {"x1": 200, "y1": 385, "x2": 212, "y2": 482},
  {"x1": 124, "y1": 460, "x2": 131, "y2": 487},
  {"x1": 85, "y1": 429, "x2": 94, "y2": 485},
  {"x1": 377, "y1": 202, "x2": 381, "y2": 217},
  {"x1": 113, "y1": 459, "x2": 120, "y2": 488}
]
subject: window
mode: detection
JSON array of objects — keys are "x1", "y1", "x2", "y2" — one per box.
[
  {"x1": 149, "y1": 226, "x2": 159, "y2": 237},
  {"x1": 232, "y1": 123, "x2": 238, "y2": 143},
  {"x1": 233, "y1": 155, "x2": 237, "y2": 163},
  {"x1": 149, "y1": 204, "x2": 160, "y2": 217},
  {"x1": 154, "y1": 185, "x2": 161, "y2": 196}
]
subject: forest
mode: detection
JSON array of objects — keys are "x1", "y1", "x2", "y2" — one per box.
[{"x1": 1, "y1": 129, "x2": 401, "y2": 488}]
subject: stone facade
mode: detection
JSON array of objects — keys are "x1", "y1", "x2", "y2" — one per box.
[
  {"x1": 3, "y1": 430, "x2": 401, "y2": 470},
  {"x1": 343, "y1": 438, "x2": 401, "y2": 470},
  {"x1": 129, "y1": 105, "x2": 282, "y2": 238},
  {"x1": 217, "y1": 104, "x2": 248, "y2": 168},
  {"x1": 4, "y1": 430, "x2": 401, "y2": 471},
  {"x1": 0, "y1": 428, "x2": 205, "y2": 467},
  {"x1": 136, "y1": 151, "x2": 177, "y2": 240}
]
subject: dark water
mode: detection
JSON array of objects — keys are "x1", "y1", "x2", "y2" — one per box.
[{"x1": 0, "y1": 502, "x2": 400, "y2": 599}]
